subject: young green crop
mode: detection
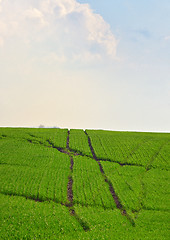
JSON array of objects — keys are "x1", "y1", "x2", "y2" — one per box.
[
  {"x1": 74, "y1": 206, "x2": 170, "y2": 239},
  {"x1": 72, "y1": 155, "x2": 115, "y2": 209},
  {"x1": 0, "y1": 133, "x2": 70, "y2": 204},
  {"x1": 0, "y1": 127, "x2": 68, "y2": 149},
  {"x1": 0, "y1": 194, "x2": 83, "y2": 240},
  {"x1": 102, "y1": 161, "x2": 170, "y2": 214},
  {"x1": 102, "y1": 162, "x2": 145, "y2": 211},
  {"x1": 142, "y1": 168, "x2": 170, "y2": 211},
  {"x1": 69, "y1": 129, "x2": 92, "y2": 157},
  {"x1": 0, "y1": 128, "x2": 170, "y2": 239},
  {"x1": 86, "y1": 130, "x2": 170, "y2": 169}
]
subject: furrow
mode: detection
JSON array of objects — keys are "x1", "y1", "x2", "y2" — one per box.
[
  {"x1": 67, "y1": 156, "x2": 74, "y2": 206},
  {"x1": 25, "y1": 130, "x2": 90, "y2": 231},
  {"x1": 84, "y1": 130, "x2": 135, "y2": 226},
  {"x1": 64, "y1": 130, "x2": 90, "y2": 231},
  {"x1": 0, "y1": 191, "x2": 65, "y2": 205},
  {"x1": 66, "y1": 130, "x2": 70, "y2": 149},
  {"x1": 0, "y1": 191, "x2": 115, "y2": 211},
  {"x1": 26, "y1": 136, "x2": 165, "y2": 171}
]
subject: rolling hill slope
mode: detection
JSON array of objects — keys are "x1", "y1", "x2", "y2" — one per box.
[{"x1": 0, "y1": 128, "x2": 169, "y2": 239}]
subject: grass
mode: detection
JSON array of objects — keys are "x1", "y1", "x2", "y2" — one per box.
[
  {"x1": 73, "y1": 155, "x2": 115, "y2": 209},
  {"x1": 0, "y1": 128, "x2": 169, "y2": 239},
  {"x1": 69, "y1": 129, "x2": 92, "y2": 157},
  {"x1": 86, "y1": 130, "x2": 170, "y2": 169}
]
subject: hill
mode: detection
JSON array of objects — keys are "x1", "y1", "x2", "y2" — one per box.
[{"x1": 0, "y1": 128, "x2": 169, "y2": 239}]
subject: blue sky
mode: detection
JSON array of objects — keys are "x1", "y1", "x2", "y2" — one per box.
[{"x1": 0, "y1": 0, "x2": 170, "y2": 131}]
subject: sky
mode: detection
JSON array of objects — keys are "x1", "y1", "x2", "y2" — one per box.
[{"x1": 0, "y1": 0, "x2": 170, "y2": 132}]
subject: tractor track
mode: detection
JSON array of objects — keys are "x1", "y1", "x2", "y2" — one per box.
[
  {"x1": 84, "y1": 130, "x2": 135, "y2": 226},
  {"x1": 3, "y1": 131, "x2": 169, "y2": 232},
  {"x1": 66, "y1": 130, "x2": 70, "y2": 149},
  {"x1": 26, "y1": 132, "x2": 90, "y2": 231},
  {"x1": 26, "y1": 132, "x2": 169, "y2": 227},
  {"x1": 26, "y1": 136, "x2": 150, "y2": 170},
  {"x1": 66, "y1": 131, "x2": 90, "y2": 231}
]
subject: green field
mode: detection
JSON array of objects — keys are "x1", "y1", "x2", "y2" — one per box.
[{"x1": 0, "y1": 128, "x2": 170, "y2": 239}]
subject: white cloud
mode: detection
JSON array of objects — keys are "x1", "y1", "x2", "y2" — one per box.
[
  {"x1": 72, "y1": 51, "x2": 102, "y2": 63},
  {"x1": 0, "y1": 20, "x2": 8, "y2": 47},
  {"x1": 0, "y1": 20, "x2": 7, "y2": 35},
  {"x1": 24, "y1": 8, "x2": 47, "y2": 27},
  {"x1": 40, "y1": 0, "x2": 77, "y2": 16},
  {"x1": 0, "y1": 36, "x2": 3, "y2": 47},
  {"x1": 0, "y1": 0, "x2": 2, "y2": 12},
  {"x1": 42, "y1": 52, "x2": 67, "y2": 63},
  {"x1": 25, "y1": 8, "x2": 43, "y2": 19},
  {"x1": 0, "y1": 19, "x2": 19, "y2": 48},
  {"x1": 0, "y1": 0, "x2": 117, "y2": 61}
]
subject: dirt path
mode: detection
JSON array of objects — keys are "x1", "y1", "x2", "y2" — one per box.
[
  {"x1": 65, "y1": 130, "x2": 90, "y2": 231},
  {"x1": 66, "y1": 130, "x2": 70, "y2": 149},
  {"x1": 84, "y1": 130, "x2": 135, "y2": 226},
  {"x1": 25, "y1": 131, "x2": 90, "y2": 231},
  {"x1": 27, "y1": 134, "x2": 145, "y2": 168},
  {"x1": 67, "y1": 176, "x2": 73, "y2": 205},
  {"x1": 26, "y1": 131, "x2": 136, "y2": 226}
]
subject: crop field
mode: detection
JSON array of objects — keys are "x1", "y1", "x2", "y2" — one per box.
[{"x1": 0, "y1": 128, "x2": 170, "y2": 239}]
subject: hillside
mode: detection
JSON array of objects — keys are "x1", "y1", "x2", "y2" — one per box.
[{"x1": 0, "y1": 128, "x2": 170, "y2": 239}]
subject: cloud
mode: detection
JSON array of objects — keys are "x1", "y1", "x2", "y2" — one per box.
[
  {"x1": 24, "y1": 8, "x2": 47, "y2": 26},
  {"x1": 0, "y1": 0, "x2": 117, "y2": 62},
  {"x1": 0, "y1": 36, "x2": 3, "y2": 47},
  {"x1": 0, "y1": 0, "x2": 2, "y2": 12},
  {"x1": 0, "y1": 20, "x2": 7, "y2": 35}
]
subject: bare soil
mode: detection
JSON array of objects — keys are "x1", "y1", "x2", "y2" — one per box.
[
  {"x1": 66, "y1": 130, "x2": 70, "y2": 149},
  {"x1": 67, "y1": 176, "x2": 73, "y2": 205}
]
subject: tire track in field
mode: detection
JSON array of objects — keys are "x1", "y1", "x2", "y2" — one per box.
[
  {"x1": 66, "y1": 131, "x2": 73, "y2": 207},
  {"x1": 0, "y1": 191, "x2": 115, "y2": 212},
  {"x1": 25, "y1": 132, "x2": 90, "y2": 231},
  {"x1": 27, "y1": 132, "x2": 168, "y2": 224},
  {"x1": 53, "y1": 130, "x2": 90, "y2": 231},
  {"x1": 66, "y1": 130, "x2": 90, "y2": 231},
  {"x1": 66, "y1": 130, "x2": 70, "y2": 149},
  {"x1": 84, "y1": 130, "x2": 135, "y2": 226},
  {"x1": 0, "y1": 191, "x2": 64, "y2": 204},
  {"x1": 26, "y1": 134, "x2": 157, "y2": 170}
]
